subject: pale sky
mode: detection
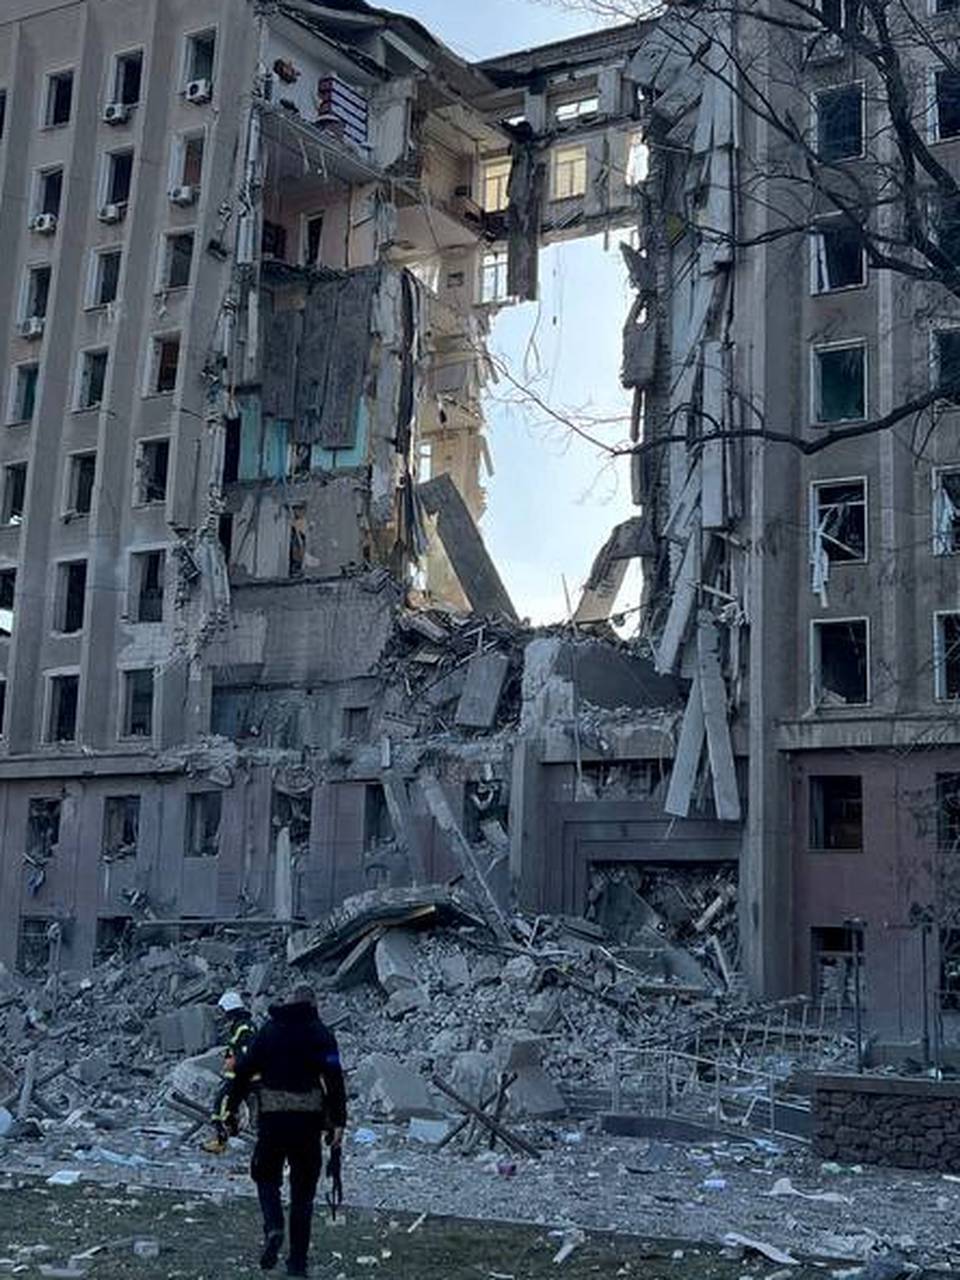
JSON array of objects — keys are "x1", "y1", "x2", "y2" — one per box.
[{"x1": 390, "y1": 0, "x2": 639, "y2": 625}]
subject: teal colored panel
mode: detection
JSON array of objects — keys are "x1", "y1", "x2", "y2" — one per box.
[
  {"x1": 264, "y1": 416, "x2": 287, "y2": 481},
  {"x1": 312, "y1": 398, "x2": 368, "y2": 471},
  {"x1": 238, "y1": 397, "x2": 262, "y2": 482}
]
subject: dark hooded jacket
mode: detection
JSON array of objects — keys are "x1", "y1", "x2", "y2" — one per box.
[{"x1": 226, "y1": 1000, "x2": 346, "y2": 1128}]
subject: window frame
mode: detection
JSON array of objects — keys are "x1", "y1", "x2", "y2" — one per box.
[
  {"x1": 809, "y1": 215, "x2": 867, "y2": 294},
  {"x1": 52, "y1": 557, "x2": 88, "y2": 636},
  {"x1": 934, "y1": 609, "x2": 960, "y2": 700},
  {"x1": 110, "y1": 49, "x2": 144, "y2": 109},
  {"x1": 813, "y1": 80, "x2": 865, "y2": 161},
  {"x1": 43, "y1": 68, "x2": 74, "y2": 129},
  {"x1": 8, "y1": 365, "x2": 38, "y2": 425},
  {"x1": 185, "y1": 789, "x2": 222, "y2": 859},
  {"x1": 811, "y1": 338, "x2": 868, "y2": 424},
  {"x1": 87, "y1": 246, "x2": 122, "y2": 310},
  {"x1": 809, "y1": 475, "x2": 869, "y2": 572},
  {"x1": 930, "y1": 64, "x2": 960, "y2": 142},
  {"x1": 808, "y1": 774, "x2": 864, "y2": 852},
  {"x1": 43, "y1": 668, "x2": 81, "y2": 744},
  {"x1": 480, "y1": 155, "x2": 512, "y2": 213},
  {"x1": 118, "y1": 666, "x2": 155, "y2": 740},
  {"x1": 145, "y1": 333, "x2": 181, "y2": 397},
  {"x1": 182, "y1": 27, "x2": 218, "y2": 91},
  {"x1": 171, "y1": 129, "x2": 206, "y2": 191},
  {"x1": 21, "y1": 263, "x2": 52, "y2": 323},
  {"x1": 34, "y1": 166, "x2": 63, "y2": 220},
  {"x1": 931, "y1": 323, "x2": 960, "y2": 404},
  {"x1": 0, "y1": 565, "x2": 16, "y2": 637},
  {"x1": 551, "y1": 142, "x2": 588, "y2": 201},
  {"x1": 133, "y1": 437, "x2": 170, "y2": 507},
  {"x1": 75, "y1": 348, "x2": 109, "y2": 411},
  {"x1": 157, "y1": 230, "x2": 195, "y2": 292},
  {"x1": 100, "y1": 147, "x2": 134, "y2": 211},
  {"x1": 810, "y1": 614, "x2": 871, "y2": 708},
  {"x1": 63, "y1": 450, "x2": 96, "y2": 519},
  {"x1": 128, "y1": 546, "x2": 167, "y2": 624}
]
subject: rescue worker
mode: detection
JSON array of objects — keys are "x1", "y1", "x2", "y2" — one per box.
[
  {"x1": 225, "y1": 982, "x2": 346, "y2": 1278},
  {"x1": 202, "y1": 989, "x2": 256, "y2": 1155}
]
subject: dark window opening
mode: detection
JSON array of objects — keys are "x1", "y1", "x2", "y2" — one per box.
[
  {"x1": 0, "y1": 91, "x2": 6, "y2": 142},
  {"x1": 27, "y1": 266, "x2": 51, "y2": 320},
  {"x1": 305, "y1": 214, "x2": 324, "y2": 266},
  {"x1": 937, "y1": 612, "x2": 960, "y2": 699},
  {"x1": 28, "y1": 798, "x2": 61, "y2": 861},
  {"x1": 102, "y1": 795, "x2": 140, "y2": 860},
  {"x1": 463, "y1": 777, "x2": 507, "y2": 843},
  {"x1": 0, "y1": 568, "x2": 15, "y2": 636},
  {"x1": 271, "y1": 789, "x2": 312, "y2": 855},
  {"x1": 288, "y1": 504, "x2": 306, "y2": 578},
  {"x1": 46, "y1": 72, "x2": 73, "y2": 127},
  {"x1": 813, "y1": 480, "x2": 866, "y2": 563},
  {"x1": 114, "y1": 52, "x2": 143, "y2": 106},
  {"x1": 47, "y1": 675, "x2": 78, "y2": 742},
  {"x1": 218, "y1": 513, "x2": 234, "y2": 560},
  {"x1": 95, "y1": 916, "x2": 131, "y2": 963},
  {"x1": 937, "y1": 774, "x2": 960, "y2": 854},
  {"x1": 0, "y1": 680, "x2": 8, "y2": 735},
  {"x1": 134, "y1": 550, "x2": 165, "y2": 623},
  {"x1": 166, "y1": 234, "x2": 194, "y2": 288},
  {"x1": 811, "y1": 924, "x2": 864, "y2": 1005},
  {"x1": 13, "y1": 366, "x2": 38, "y2": 422},
  {"x1": 937, "y1": 69, "x2": 960, "y2": 141},
  {"x1": 222, "y1": 418, "x2": 240, "y2": 484},
  {"x1": 363, "y1": 783, "x2": 393, "y2": 850},
  {"x1": 816, "y1": 344, "x2": 865, "y2": 422},
  {"x1": 814, "y1": 618, "x2": 868, "y2": 704},
  {"x1": 813, "y1": 221, "x2": 864, "y2": 291},
  {"x1": 154, "y1": 338, "x2": 179, "y2": 393},
  {"x1": 289, "y1": 442, "x2": 311, "y2": 477},
  {"x1": 940, "y1": 927, "x2": 960, "y2": 1011},
  {"x1": 96, "y1": 251, "x2": 121, "y2": 306},
  {"x1": 816, "y1": 85, "x2": 862, "y2": 160},
  {"x1": 342, "y1": 706, "x2": 370, "y2": 740},
  {"x1": 57, "y1": 560, "x2": 87, "y2": 633},
  {"x1": 68, "y1": 453, "x2": 96, "y2": 516},
  {"x1": 187, "y1": 31, "x2": 216, "y2": 84},
  {"x1": 40, "y1": 169, "x2": 62, "y2": 218},
  {"x1": 937, "y1": 330, "x2": 960, "y2": 403},
  {"x1": 17, "y1": 917, "x2": 51, "y2": 977},
  {"x1": 939, "y1": 195, "x2": 960, "y2": 265},
  {"x1": 80, "y1": 350, "x2": 108, "y2": 409},
  {"x1": 186, "y1": 791, "x2": 221, "y2": 858},
  {"x1": 123, "y1": 668, "x2": 154, "y2": 737},
  {"x1": 262, "y1": 220, "x2": 288, "y2": 262},
  {"x1": 182, "y1": 135, "x2": 204, "y2": 187},
  {"x1": 810, "y1": 775, "x2": 863, "y2": 849},
  {"x1": 107, "y1": 151, "x2": 133, "y2": 205},
  {"x1": 4, "y1": 463, "x2": 27, "y2": 523},
  {"x1": 137, "y1": 440, "x2": 169, "y2": 504}
]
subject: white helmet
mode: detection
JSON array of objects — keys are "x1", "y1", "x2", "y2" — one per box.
[{"x1": 217, "y1": 990, "x2": 245, "y2": 1013}]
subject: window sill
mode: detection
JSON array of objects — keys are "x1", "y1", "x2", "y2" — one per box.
[
  {"x1": 50, "y1": 630, "x2": 84, "y2": 639},
  {"x1": 811, "y1": 281, "x2": 868, "y2": 297},
  {"x1": 143, "y1": 390, "x2": 175, "y2": 399},
  {"x1": 132, "y1": 501, "x2": 167, "y2": 510},
  {"x1": 808, "y1": 847, "x2": 864, "y2": 854},
  {"x1": 39, "y1": 122, "x2": 72, "y2": 132},
  {"x1": 811, "y1": 418, "x2": 867, "y2": 428},
  {"x1": 6, "y1": 419, "x2": 32, "y2": 428}
]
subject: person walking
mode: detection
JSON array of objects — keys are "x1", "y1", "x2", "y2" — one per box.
[
  {"x1": 225, "y1": 982, "x2": 346, "y2": 1277},
  {"x1": 202, "y1": 990, "x2": 256, "y2": 1155}
]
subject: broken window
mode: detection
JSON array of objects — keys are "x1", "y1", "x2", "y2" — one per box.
[
  {"x1": 0, "y1": 91, "x2": 6, "y2": 142},
  {"x1": 935, "y1": 68, "x2": 960, "y2": 141},
  {"x1": 342, "y1": 706, "x2": 370, "y2": 740},
  {"x1": 0, "y1": 679, "x2": 7, "y2": 735},
  {"x1": 222, "y1": 418, "x2": 240, "y2": 484},
  {"x1": 813, "y1": 342, "x2": 865, "y2": 423},
  {"x1": 935, "y1": 328, "x2": 960, "y2": 403},
  {"x1": 625, "y1": 131, "x2": 649, "y2": 186},
  {"x1": 288, "y1": 442, "x2": 311, "y2": 478},
  {"x1": 3, "y1": 463, "x2": 27, "y2": 524},
  {"x1": 935, "y1": 468, "x2": 960, "y2": 555},
  {"x1": 816, "y1": 84, "x2": 862, "y2": 160},
  {"x1": 11, "y1": 365, "x2": 38, "y2": 422},
  {"x1": 811, "y1": 925, "x2": 863, "y2": 1005},
  {"x1": 0, "y1": 568, "x2": 15, "y2": 635},
  {"x1": 102, "y1": 795, "x2": 140, "y2": 860},
  {"x1": 935, "y1": 611, "x2": 960, "y2": 699},
  {"x1": 46, "y1": 674, "x2": 78, "y2": 742},
  {"x1": 552, "y1": 143, "x2": 587, "y2": 200},
  {"x1": 555, "y1": 95, "x2": 599, "y2": 123},
  {"x1": 104, "y1": 150, "x2": 133, "y2": 206},
  {"x1": 810, "y1": 479, "x2": 866, "y2": 595},
  {"x1": 937, "y1": 773, "x2": 960, "y2": 854},
  {"x1": 288, "y1": 504, "x2": 306, "y2": 578},
  {"x1": 261, "y1": 220, "x2": 287, "y2": 262},
  {"x1": 304, "y1": 214, "x2": 324, "y2": 266},
  {"x1": 809, "y1": 776, "x2": 863, "y2": 849},
  {"x1": 812, "y1": 219, "x2": 864, "y2": 292},
  {"x1": 95, "y1": 917, "x2": 130, "y2": 963},
  {"x1": 163, "y1": 233, "x2": 194, "y2": 289},
  {"x1": 55, "y1": 560, "x2": 87, "y2": 634},
  {"x1": 135, "y1": 440, "x2": 169, "y2": 504},
  {"x1": 940, "y1": 928, "x2": 960, "y2": 1011},
  {"x1": 112, "y1": 51, "x2": 143, "y2": 107},
  {"x1": 66, "y1": 452, "x2": 96, "y2": 517},
  {"x1": 812, "y1": 618, "x2": 869, "y2": 705},
  {"x1": 177, "y1": 132, "x2": 205, "y2": 189},
  {"x1": 78, "y1": 350, "x2": 108, "y2": 410},
  {"x1": 131, "y1": 550, "x2": 165, "y2": 623},
  {"x1": 151, "y1": 336, "x2": 180, "y2": 394},
  {"x1": 27, "y1": 799, "x2": 60, "y2": 865},
  {"x1": 25, "y1": 266, "x2": 51, "y2": 321},
  {"x1": 17, "y1": 917, "x2": 51, "y2": 977},
  {"x1": 37, "y1": 168, "x2": 63, "y2": 218},
  {"x1": 218, "y1": 513, "x2": 234, "y2": 560},
  {"x1": 363, "y1": 783, "x2": 393, "y2": 850},
  {"x1": 45, "y1": 71, "x2": 73, "y2": 127},
  {"x1": 92, "y1": 249, "x2": 121, "y2": 307},
  {"x1": 480, "y1": 248, "x2": 510, "y2": 304},
  {"x1": 186, "y1": 791, "x2": 221, "y2": 858},
  {"x1": 185, "y1": 30, "x2": 216, "y2": 85},
  {"x1": 271, "y1": 790, "x2": 312, "y2": 855},
  {"x1": 480, "y1": 156, "x2": 511, "y2": 212},
  {"x1": 937, "y1": 193, "x2": 960, "y2": 266},
  {"x1": 121, "y1": 668, "x2": 154, "y2": 737}
]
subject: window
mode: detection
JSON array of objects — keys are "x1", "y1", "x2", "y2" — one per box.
[
  {"x1": 0, "y1": 568, "x2": 16, "y2": 635},
  {"x1": 121, "y1": 668, "x2": 154, "y2": 737},
  {"x1": 0, "y1": 678, "x2": 7, "y2": 735},
  {"x1": 135, "y1": 439, "x2": 169, "y2": 504},
  {"x1": 271, "y1": 790, "x2": 312, "y2": 856},
  {"x1": 55, "y1": 560, "x2": 87, "y2": 633},
  {"x1": 78, "y1": 350, "x2": 108, "y2": 410},
  {"x1": 46, "y1": 673, "x2": 79, "y2": 742},
  {"x1": 935, "y1": 611, "x2": 960, "y2": 699},
  {"x1": 112, "y1": 51, "x2": 143, "y2": 107},
  {"x1": 812, "y1": 618, "x2": 869, "y2": 705},
  {"x1": 935, "y1": 0, "x2": 960, "y2": 12},
  {"x1": 0, "y1": 91, "x2": 6, "y2": 141},
  {"x1": 102, "y1": 795, "x2": 140, "y2": 860},
  {"x1": 222, "y1": 418, "x2": 240, "y2": 484},
  {"x1": 186, "y1": 791, "x2": 221, "y2": 858},
  {"x1": 343, "y1": 706, "x2": 370, "y2": 739},
  {"x1": 625, "y1": 131, "x2": 649, "y2": 186},
  {"x1": 941, "y1": 928, "x2": 960, "y2": 1012},
  {"x1": 37, "y1": 168, "x2": 63, "y2": 218},
  {"x1": 809, "y1": 776, "x2": 863, "y2": 849},
  {"x1": 811, "y1": 925, "x2": 864, "y2": 1005},
  {"x1": 66, "y1": 452, "x2": 96, "y2": 517},
  {"x1": 185, "y1": 30, "x2": 216, "y2": 85},
  {"x1": 27, "y1": 798, "x2": 61, "y2": 860},
  {"x1": 218, "y1": 513, "x2": 234, "y2": 560},
  {"x1": 131, "y1": 549, "x2": 165, "y2": 622},
  {"x1": 363, "y1": 783, "x2": 393, "y2": 850},
  {"x1": 934, "y1": 68, "x2": 960, "y2": 141},
  {"x1": 936, "y1": 193, "x2": 960, "y2": 265},
  {"x1": 179, "y1": 133, "x2": 205, "y2": 188},
  {"x1": 303, "y1": 214, "x2": 324, "y2": 266},
  {"x1": 288, "y1": 443, "x2": 311, "y2": 478},
  {"x1": 288, "y1": 504, "x2": 306, "y2": 578},
  {"x1": 17, "y1": 917, "x2": 52, "y2": 977},
  {"x1": 104, "y1": 150, "x2": 133, "y2": 205},
  {"x1": 552, "y1": 143, "x2": 587, "y2": 199},
  {"x1": 3, "y1": 463, "x2": 26, "y2": 524},
  {"x1": 813, "y1": 342, "x2": 866, "y2": 422},
  {"x1": 934, "y1": 466, "x2": 960, "y2": 554},
  {"x1": 935, "y1": 328, "x2": 960, "y2": 403},
  {"x1": 816, "y1": 84, "x2": 863, "y2": 160},
  {"x1": 91, "y1": 249, "x2": 121, "y2": 307},
  {"x1": 261, "y1": 220, "x2": 287, "y2": 262},
  {"x1": 810, "y1": 480, "x2": 866, "y2": 595},
  {"x1": 555, "y1": 95, "x2": 599, "y2": 123},
  {"x1": 480, "y1": 248, "x2": 510, "y2": 304},
  {"x1": 163, "y1": 233, "x2": 194, "y2": 289},
  {"x1": 812, "y1": 219, "x2": 865, "y2": 292},
  {"x1": 11, "y1": 365, "x2": 39, "y2": 422},
  {"x1": 937, "y1": 773, "x2": 960, "y2": 854},
  {"x1": 150, "y1": 336, "x2": 180, "y2": 394},
  {"x1": 24, "y1": 266, "x2": 51, "y2": 321},
  {"x1": 481, "y1": 157, "x2": 511, "y2": 212},
  {"x1": 45, "y1": 71, "x2": 73, "y2": 127}
]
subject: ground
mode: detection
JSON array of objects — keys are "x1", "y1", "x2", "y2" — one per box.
[{"x1": 0, "y1": 1180, "x2": 828, "y2": 1279}]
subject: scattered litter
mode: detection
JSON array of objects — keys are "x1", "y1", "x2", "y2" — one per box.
[
  {"x1": 45, "y1": 1171, "x2": 82, "y2": 1187},
  {"x1": 768, "y1": 1176, "x2": 852, "y2": 1206},
  {"x1": 722, "y1": 1234, "x2": 798, "y2": 1266},
  {"x1": 407, "y1": 1213, "x2": 427, "y2": 1234},
  {"x1": 552, "y1": 1228, "x2": 586, "y2": 1264}
]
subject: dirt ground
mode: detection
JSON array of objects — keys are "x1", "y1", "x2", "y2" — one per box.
[{"x1": 0, "y1": 1178, "x2": 839, "y2": 1279}]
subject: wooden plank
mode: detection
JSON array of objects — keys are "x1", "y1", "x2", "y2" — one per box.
[
  {"x1": 664, "y1": 675, "x2": 705, "y2": 818},
  {"x1": 697, "y1": 613, "x2": 742, "y2": 822}
]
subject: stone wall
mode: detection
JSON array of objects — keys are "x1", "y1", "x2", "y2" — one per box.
[{"x1": 813, "y1": 1073, "x2": 960, "y2": 1171}]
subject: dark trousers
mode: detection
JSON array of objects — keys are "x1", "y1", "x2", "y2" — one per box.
[{"x1": 251, "y1": 1112, "x2": 325, "y2": 1270}]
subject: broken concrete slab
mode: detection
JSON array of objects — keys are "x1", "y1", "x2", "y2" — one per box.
[
  {"x1": 178, "y1": 1005, "x2": 218, "y2": 1056},
  {"x1": 374, "y1": 930, "x2": 420, "y2": 994},
  {"x1": 76, "y1": 1054, "x2": 110, "y2": 1086},
  {"x1": 438, "y1": 950, "x2": 470, "y2": 990},
  {"x1": 455, "y1": 652, "x2": 511, "y2": 728},
  {"x1": 450, "y1": 1051, "x2": 497, "y2": 1106},
  {"x1": 358, "y1": 1053, "x2": 445, "y2": 1120},
  {"x1": 507, "y1": 1068, "x2": 566, "y2": 1119},
  {"x1": 386, "y1": 986, "x2": 431, "y2": 1019},
  {"x1": 418, "y1": 474, "x2": 518, "y2": 621}
]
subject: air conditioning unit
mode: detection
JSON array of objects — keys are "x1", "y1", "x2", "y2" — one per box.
[
  {"x1": 185, "y1": 78, "x2": 212, "y2": 104},
  {"x1": 31, "y1": 213, "x2": 57, "y2": 234},
  {"x1": 19, "y1": 316, "x2": 45, "y2": 340},
  {"x1": 98, "y1": 202, "x2": 126, "y2": 224},
  {"x1": 169, "y1": 185, "x2": 197, "y2": 207},
  {"x1": 103, "y1": 102, "x2": 131, "y2": 125}
]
